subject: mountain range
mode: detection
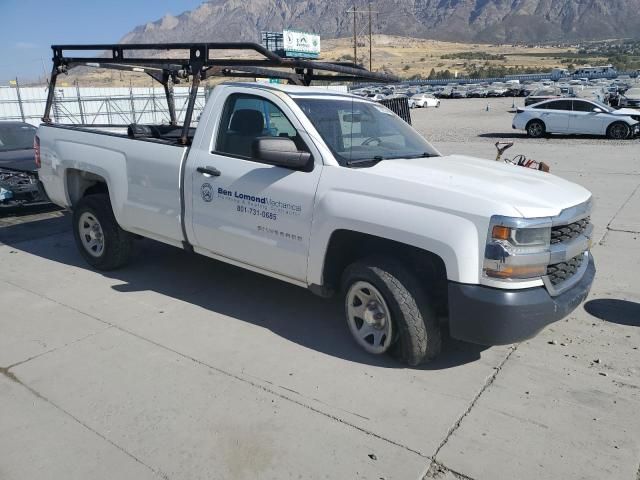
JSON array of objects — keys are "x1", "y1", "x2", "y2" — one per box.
[{"x1": 120, "y1": 0, "x2": 640, "y2": 45}]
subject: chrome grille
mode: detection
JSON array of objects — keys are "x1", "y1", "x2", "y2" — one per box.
[
  {"x1": 551, "y1": 217, "x2": 590, "y2": 245},
  {"x1": 546, "y1": 254, "x2": 584, "y2": 286}
]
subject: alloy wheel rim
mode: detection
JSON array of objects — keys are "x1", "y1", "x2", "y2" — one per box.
[
  {"x1": 346, "y1": 281, "x2": 393, "y2": 354},
  {"x1": 530, "y1": 123, "x2": 542, "y2": 136},
  {"x1": 611, "y1": 124, "x2": 628, "y2": 139}
]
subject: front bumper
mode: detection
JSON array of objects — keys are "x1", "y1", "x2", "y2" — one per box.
[{"x1": 447, "y1": 255, "x2": 595, "y2": 345}]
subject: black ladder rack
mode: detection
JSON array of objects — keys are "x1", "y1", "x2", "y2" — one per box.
[{"x1": 43, "y1": 42, "x2": 398, "y2": 144}]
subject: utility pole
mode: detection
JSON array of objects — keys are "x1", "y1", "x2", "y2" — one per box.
[
  {"x1": 346, "y1": 4, "x2": 377, "y2": 69},
  {"x1": 348, "y1": 5, "x2": 357, "y2": 66},
  {"x1": 368, "y1": 1, "x2": 373, "y2": 70}
]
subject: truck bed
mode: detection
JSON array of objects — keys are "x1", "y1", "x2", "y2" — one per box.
[{"x1": 38, "y1": 123, "x2": 190, "y2": 247}]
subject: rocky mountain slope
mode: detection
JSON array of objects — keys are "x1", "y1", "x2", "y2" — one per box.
[{"x1": 120, "y1": 0, "x2": 640, "y2": 45}]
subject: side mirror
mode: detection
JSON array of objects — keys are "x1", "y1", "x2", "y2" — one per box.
[
  {"x1": 593, "y1": 108, "x2": 603, "y2": 113},
  {"x1": 252, "y1": 137, "x2": 313, "y2": 171}
]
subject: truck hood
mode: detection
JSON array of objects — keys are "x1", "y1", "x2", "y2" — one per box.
[{"x1": 368, "y1": 154, "x2": 591, "y2": 218}]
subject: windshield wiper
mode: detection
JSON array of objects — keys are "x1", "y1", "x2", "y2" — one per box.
[
  {"x1": 380, "y1": 152, "x2": 437, "y2": 160},
  {"x1": 346, "y1": 152, "x2": 437, "y2": 166},
  {"x1": 400, "y1": 152, "x2": 437, "y2": 159},
  {"x1": 346, "y1": 155, "x2": 384, "y2": 167}
]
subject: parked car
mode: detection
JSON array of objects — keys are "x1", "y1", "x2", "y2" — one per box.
[
  {"x1": 411, "y1": 93, "x2": 440, "y2": 108},
  {"x1": 467, "y1": 87, "x2": 488, "y2": 98},
  {"x1": 524, "y1": 87, "x2": 575, "y2": 106},
  {"x1": 366, "y1": 93, "x2": 386, "y2": 102},
  {"x1": 513, "y1": 98, "x2": 640, "y2": 139},
  {"x1": 488, "y1": 84, "x2": 509, "y2": 97},
  {"x1": 619, "y1": 87, "x2": 640, "y2": 109},
  {"x1": 0, "y1": 121, "x2": 50, "y2": 207},
  {"x1": 434, "y1": 88, "x2": 453, "y2": 99},
  {"x1": 0, "y1": 121, "x2": 38, "y2": 171}
]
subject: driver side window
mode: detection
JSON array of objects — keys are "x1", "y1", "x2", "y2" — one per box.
[{"x1": 215, "y1": 93, "x2": 307, "y2": 158}]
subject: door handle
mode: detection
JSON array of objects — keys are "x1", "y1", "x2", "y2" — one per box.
[{"x1": 197, "y1": 166, "x2": 221, "y2": 177}]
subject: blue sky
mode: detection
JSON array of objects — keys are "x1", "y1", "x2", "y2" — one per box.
[{"x1": 0, "y1": 0, "x2": 205, "y2": 84}]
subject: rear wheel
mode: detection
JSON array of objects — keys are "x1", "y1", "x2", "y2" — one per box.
[
  {"x1": 526, "y1": 120, "x2": 546, "y2": 138},
  {"x1": 73, "y1": 194, "x2": 132, "y2": 270},
  {"x1": 342, "y1": 257, "x2": 441, "y2": 366},
  {"x1": 607, "y1": 122, "x2": 630, "y2": 140}
]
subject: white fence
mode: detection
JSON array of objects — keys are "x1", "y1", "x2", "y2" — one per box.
[
  {"x1": 0, "y1": 84, "x2": 349, "y2": 127},
  {"x1": 0, "y1": 86, "x2": 207, "y2": 126}
]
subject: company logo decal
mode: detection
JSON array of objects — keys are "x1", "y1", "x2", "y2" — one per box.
[{"x1": 201, "y1": 183, "x2": 213, "y2": 202}]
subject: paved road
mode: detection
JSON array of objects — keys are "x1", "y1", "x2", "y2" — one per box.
[{"x1": 1, "y1": 100, "x2": 638, "y2": 479}]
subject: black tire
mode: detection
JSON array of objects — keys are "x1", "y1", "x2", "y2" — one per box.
[
  {"x1": 72, "y1": 194, "x2": 132, "y2": 270},
  {"x1": 341, "y1": 257, "x2": 441, "y2": 366},
  {"x1": 526, "y1": 119, "x2": 546, "y2": 138},
  {"x1": 606, "y1": 122, "x2": 630, "y2": 140}
]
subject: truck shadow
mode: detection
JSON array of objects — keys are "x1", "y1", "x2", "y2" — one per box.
[{"x1": 1, "y1": 214, "x2": 488, "y2": 370}]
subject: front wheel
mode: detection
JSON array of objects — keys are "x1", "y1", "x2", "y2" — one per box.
[
  {"x1": 607, "y1": 122, "x2": 631, "y2": 140},
  {"x1": 72, "y1": 194, "x2": 132, "y2": 270},
  {"x1": 342, "y1": 257, "x2": 441, "y2": 366}
]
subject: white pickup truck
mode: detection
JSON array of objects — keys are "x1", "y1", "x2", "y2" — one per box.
[{"x1": 37, "y1": 82, "x2": 596, "y2": 365}]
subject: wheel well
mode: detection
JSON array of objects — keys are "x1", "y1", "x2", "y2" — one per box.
[
  {"x1": 607, "y1": 120, "x2": 629, "y2": 131},
  {"x1": 321, "y1": 230, "x2": 448, "y2": 315},
  {"x1": 526, "y1": 118, "x2": 545, "y2": 128},
  {"x1": 66, "y1": 169, "x2": 109, "y2": 206}
]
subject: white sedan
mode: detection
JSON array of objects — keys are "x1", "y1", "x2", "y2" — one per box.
[
  {"x1": 411, "y1": 93, "x2": 440, "y2": 108},
  {"x1": 513, "y1": 98, "x2": 640, "y2": 139}
]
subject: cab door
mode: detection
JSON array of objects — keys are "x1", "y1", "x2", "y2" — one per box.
[{"x1": 186, "y1": 91, "x2": 322, "y2": 283}]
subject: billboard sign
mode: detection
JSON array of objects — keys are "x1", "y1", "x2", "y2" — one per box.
[{"x1": 283, "y1": 30, "x2": 320, "y2": 56}]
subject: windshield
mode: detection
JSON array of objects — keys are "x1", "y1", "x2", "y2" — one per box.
[
  {"x1": 0, "y1": 123, "x2": 36, "y2": 152},
  {"x1": 294, "y1": 98, "x2": 440, "y2": 166}
]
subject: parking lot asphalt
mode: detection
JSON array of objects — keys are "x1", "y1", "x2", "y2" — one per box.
[{"x1": 1, "y1": 98, "x2": 639, "y2": 480}]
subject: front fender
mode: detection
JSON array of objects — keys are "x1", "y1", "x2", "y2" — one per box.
[{"x1": 307, "y1": 189, "x2": 483, "y2": 285}]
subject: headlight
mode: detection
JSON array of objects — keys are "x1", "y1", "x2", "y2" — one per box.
[{"x1": 484, "y1": 216, "x2": 551, "y2": 280}]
